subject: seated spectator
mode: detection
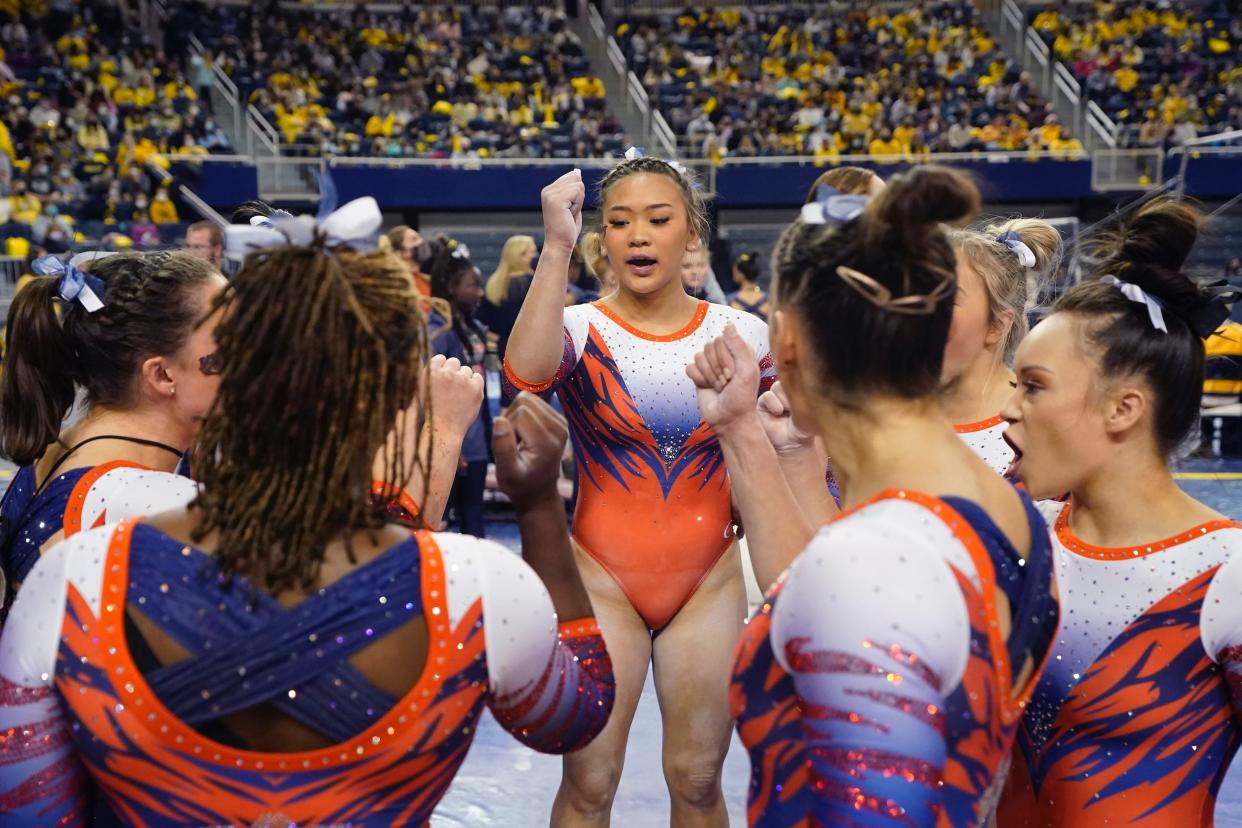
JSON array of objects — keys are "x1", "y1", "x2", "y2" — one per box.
[
  {"x1": 149, "y1": 187, "x2": 179, "y2": 225},
  {"x1": 130, "y1": 210, "x2": 160, "y2": 247},
  {"x1": 618, "y1": 4, "x2": 1072, "y2": 160}
]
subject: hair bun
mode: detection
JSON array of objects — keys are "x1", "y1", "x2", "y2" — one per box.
[
  {"x1": 1112, "y1": 198, "x2": 1200, "y2": 274},
  {"x1": 865, "y1": 166, "x2": 981, "y2": 246}
]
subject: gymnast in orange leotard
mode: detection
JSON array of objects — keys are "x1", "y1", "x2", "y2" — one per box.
[{"x1": 505, "y1": 155, "x2": 774, "y2": 826}]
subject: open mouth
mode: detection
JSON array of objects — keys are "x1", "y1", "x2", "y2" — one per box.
[
  {"x1": 1002, "y1": 430, "x2": 1024, "y2": 480},
  {"x1": 625, "y1": 254, "x2": 658, "y2": 276}
]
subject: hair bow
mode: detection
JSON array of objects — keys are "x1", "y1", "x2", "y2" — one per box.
[
  {"x1": 996, "y1": 230, "x2": 1037, "y2": 269},
  {"x1": 225, "y1": 172, "x2": 379, "y2": 259},
  {"x1": 224, "y1": 198, "x2": 382, "y2": 259},
  {"x1": 1101, "y1": 274, "x2": 1167, "y2": 334},
  {"x1": 32, "y1": 251, "x2": 116, "y2": 313},
  {"x1": 450, "y1": 241, "x2": 471, "y2": 260},
  {"x1": 800, "y1": 184, "x2": 869, "y2": 226}
]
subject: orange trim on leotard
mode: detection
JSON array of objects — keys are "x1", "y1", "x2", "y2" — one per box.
[
  {"x1": 953, "y1": 414, "x2": 1005, "y2": 434},
  {"x1": 557, "y1": 618, "x2": 601, "y2": 639},
  {"x1": 61, "y1": 460, "x2": 153, "y2": 536},
  {"x1": 94, "y1": 520, "x2": 453, "y2": 772},
  {"x1": 592, "y1": 300, "x2": 709, "y2": 342},
  {"x1": 1053, "y1": 502, "x2": 1241, "y2": 561},
  {"x1": 502, "y1": 359, "x2": 559, "y2": 394},
  {"x1": 371, "y1": 480, "x2": 420, "y2": 522}
]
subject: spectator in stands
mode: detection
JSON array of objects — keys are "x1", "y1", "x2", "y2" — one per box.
[
  {"x1": 8, "y1": 180, "x2": 40, "y2": 225},
  {"x1": 130, "y1": 211, "x2": 160, "y2": 248},
  {"x1": 184, "y1": 220, "x2": 224, "y2": 269},
  {"x1": 149, "y1": 187, "x2": 179, "y2": 225}
]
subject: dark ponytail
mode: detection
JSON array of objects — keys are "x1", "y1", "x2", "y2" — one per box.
[
  {"x1": 0, "y1": 279, "x2": 78, "y2": 465},
  {"x1": 0, "y1": 252, "x2": 219, "y2": 466},
  {"x1": 772, "y1": 165, "x2": 980, "y2": 405},
  {"x1": 1055, "y1": 198, "x2": 1219, "y2": 457}
]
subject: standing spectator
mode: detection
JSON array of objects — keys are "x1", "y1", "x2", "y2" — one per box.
[
  {"x1": 680, "y1": 246, "x2": 727, "y2": 303},
  {"x1": 184, "y1": 220, "x2": 224, "y2": 269},
  {"x1": 386, "y1": 224, "x2": 430, "y2": 296},
  {"x1": 427, "y1": 242, "x2": 491, "y2": 537},
  {"x1": 481, "y1": 234, "x2": 538, "y2": 358}
]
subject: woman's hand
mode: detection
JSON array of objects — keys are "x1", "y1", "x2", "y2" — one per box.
[
  {"x1": 425, "y1": 354, "x2": 484, "y2": 439},
  {"x1": 540, "y1": 169, "x2": 585, "y2": 254},
  {"x1": 757, "y1": 381, "x2": 814, "y2": 456},
  {"x1": 492, "y1": 392, "x2": 568, "y2": 512},
  {"x1": 687, "y1": 323, "x2": 760, "y2": 438}
]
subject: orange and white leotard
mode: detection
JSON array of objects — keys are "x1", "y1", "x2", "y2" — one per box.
[
  {"x1": 504, "y1": 300, "x2": 775, "y2": 630},
  {"x1": 956, "y1": 415, "x2": 1014, "y2": 477},
  {"x1": 999, "y1": 502, "x2": 1242, "y2": 826},
  {"x1": 0, "y1": 522, "x2": 613, "y2": 826}
]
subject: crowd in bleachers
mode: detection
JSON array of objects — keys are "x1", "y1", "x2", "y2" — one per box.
[
  {"x1": 195, "y1": 3, "x2": 628, "y2": 160},
  {"x1": 0, "y1": 1, "x2": 234, "y2": 256},
  {"x1": 1031, "y1": 0, "x2": 1242, "y2": 147},
  {"x1": 615, "y1": 5, "x2": 1084, "y2": 161}
]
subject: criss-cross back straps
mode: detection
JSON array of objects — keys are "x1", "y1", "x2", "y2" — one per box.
[
  {"x1": 941, "y1": 495, "x2": 1057, "y2": 682},
  {"x1": 126, "y1": 525, "x2": 425, "y2": 743}
]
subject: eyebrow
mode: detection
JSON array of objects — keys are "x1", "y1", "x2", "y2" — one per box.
[
  {"x1": 1018, "y1": 364, "x2": 1052, "y2": 375},
  {"x1": 607, "y1": 203, "x2": 674, "y2": 212}
]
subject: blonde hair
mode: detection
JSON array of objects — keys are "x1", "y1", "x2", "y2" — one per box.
[
  {"x1": 579, "y1": 232, "x2": 610, "y2": 285},
  {"x1": 486, "y1": 234, "x2": 536, "y2": 305},
  {"x1": 949, "y1": 218, "x2": 1063, "y2": 364}
]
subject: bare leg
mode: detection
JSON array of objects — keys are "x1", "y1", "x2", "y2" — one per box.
[
  {"x1": 551, "y1": 544, "x2": 653, "y2": 828},
  {"x1": 652, "y1": 545, "x2": 747, "y2": 827}
]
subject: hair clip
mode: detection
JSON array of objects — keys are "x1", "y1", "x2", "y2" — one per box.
[
  {"x1": 801, "y1": 185, "x2": 869, "y2": 226},
  {"x1": 836, "y1": 265, "x2": 953, "y2": 315},
  {"x1": 1100, "y1": 274, "x2": 1166, "y2": 333},
  {"x1": 623, "y1": 145, "x2": 696, "y2": 185},
  {"x1": 996, "y1": 230, "x2": 1037, "y2": 268},
  {"x1": 32, "y1": 252, "x2": 113, "y2": 313}
]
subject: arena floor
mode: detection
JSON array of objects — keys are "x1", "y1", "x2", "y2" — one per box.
[{"x1": 2, "y1": 460, "x2": 1239, "y2": 826}]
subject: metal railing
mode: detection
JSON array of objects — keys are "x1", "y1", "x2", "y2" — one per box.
[
  {"x1": 1090, "y1": 148, "x2": 1164, "y2": 192},
  {"x1": 1086, "y1": 101, "x2": 1120, "y2": 150},
  {"x1": 1052, "y1": 63, "x2": 1082, "y2": 137},
  {"x1": 188, "y1": 34, "x2": 243, "y2": 146}
]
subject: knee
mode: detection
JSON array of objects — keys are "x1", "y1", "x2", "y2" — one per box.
[
  {"x1": 663, "y1": 750, "x2": 724, "y2": 810},
  {"x1": 560, "y1": 757, "x2": 624, "y2": 816}
]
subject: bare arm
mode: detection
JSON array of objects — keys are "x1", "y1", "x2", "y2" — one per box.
[
  {"x1": 505, "y1": 170, "x2": 585, "y2": 384},
  {"x1": 493, "y1": 393, "x2": 593, "y2": 621},
  {"x1": 375, "y1": 355, "x2": 484, "y2": 529},
  {"x1": 758, "y1": 382, "x2": 839, "y2": 526},
  {"x1": 688, "y1": 326, "x2": 817, "y2": 591}
]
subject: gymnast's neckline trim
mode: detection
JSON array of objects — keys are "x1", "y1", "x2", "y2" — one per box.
[{"x1": 591, "y1": 299, "x2": 709, "y2": 342}]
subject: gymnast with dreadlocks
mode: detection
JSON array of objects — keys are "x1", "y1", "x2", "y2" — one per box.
[{"x1": 0, "y1": 198, "x2": 615, "y2": 826}]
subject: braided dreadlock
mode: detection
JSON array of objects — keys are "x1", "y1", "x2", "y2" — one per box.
[{"x1": 191, "y1": 243, "x2": 428, "y2": 592}]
